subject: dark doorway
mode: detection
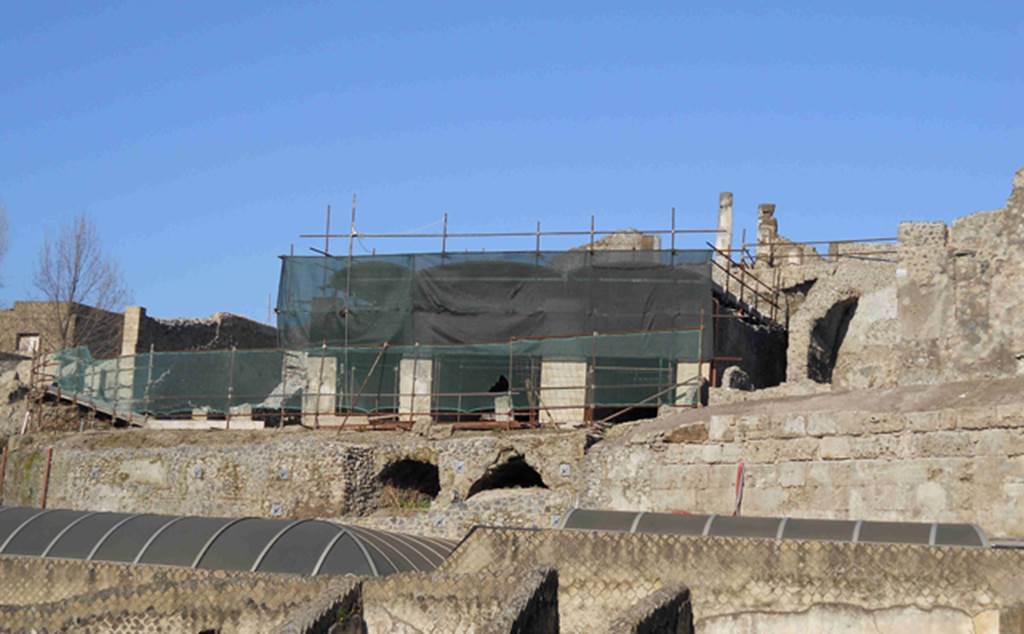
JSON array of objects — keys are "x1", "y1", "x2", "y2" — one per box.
[
  {"x1": 377, "y1": 459, "x2": 440, "y2": 509},
  {"x1": 807, "y1": 297, "x2": 859, "y2": 383},
  {"x1": 467, "y1": 456, "x2": 547, "y2": 499}
]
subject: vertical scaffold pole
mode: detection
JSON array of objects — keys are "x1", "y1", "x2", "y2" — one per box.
[
  {"x1": 507, "y1": 337, "x2": 515, "y2": 428},
  {"x1": 279, "y1": 349, "x2": 287, "y2": 429},
  {"x1": 144, "y1": 344, "x2": 154, "y2": 422},
  {"x1": 589, "y1": 330, "x2": 597, "y2": 427},
  {"x1": 226, "y1": 345, "x2": 236, "y2": 430},
  {"x1": 343, "y1": 195, "x2": 357, "y2": 425},
  {"x1": 324, "y1": 205, "x2": 332, "y2": 256},
  {"x1": 697, "y1": 308, "x2": 705, "y2": 406},
  {"x1": 112, "y1": 353, "x2": 120, "y2": 424},
  {"x1": 315, "y1": 340, "x2": 327, "y2": 430},
  {"x1": 409, "y1": 343, "x2": 420, "y2": 425},
  {"x1": 670, "y1": 207, "x2": 676, "y2": 253},
  {"x1": 442, "y1": 212, "x2": 448, "y2": 255}
]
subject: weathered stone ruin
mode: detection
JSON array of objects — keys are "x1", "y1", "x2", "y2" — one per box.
[{"x1": 2, "y1": 167, "x2": 1023, "y2": 632}]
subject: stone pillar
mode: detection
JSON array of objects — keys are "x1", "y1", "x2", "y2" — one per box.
[
  {"x1": 120, "y1": 306, "x2": 146, "y2": 356},
  {"x1": 303, "y1": 355, "x2": 337, "y2": 419},
  {"x1": 538, "y1": 360, "x2": 587, "y2": 426},
  {"x1": 756, "y1": 203, "x2": 778, "y2": 266},
  {"x1": 675, "y1": 361, "x2": 711, "y2": 407},
  {"x1": 494, "y1": 394, "x2": 512, "y2": 423},
  {"x1": 715, "y1": 192, "x2": 734, "y2": 264},
  {"x1": 111, "y1": 354, "x2": 135, "y2": 419},
  {"x1": 399, "y1": 356, "x2": 433, "y2": 422}
]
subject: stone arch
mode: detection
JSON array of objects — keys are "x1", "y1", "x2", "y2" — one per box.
[
  {"x1": 785, "y1": 278, "x2": 865, "y2": 385},
  {"x1": 467, "y1": 455, "x2": 547, "y2": 499},
  {"x1": 377, "y1": 458, "x2": 440, "y2": 508},
  {"x1": 807, "y1": 297, "x2": 859, "y2": 383}
]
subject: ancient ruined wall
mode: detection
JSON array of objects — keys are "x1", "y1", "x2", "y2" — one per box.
[
  {"x1": 443, "y1": 527, "x2": 1023, "y2": 634},
  {"x1": 896, "y1": 168, "x2": 1024, "y2": 385},
  {"x1": 583, "y1": 377, "x2": 1024, "y2": 537},
  {"x1": 122, "y1": 306, "x2": 278, "y2": 354},
  {"x1": 781, "y1": 256, "x2": 897, "y2": 387},
  {"x1": 363, "y1": 568, "x2": 559, "y2": 633},
  {"x1": 0, "y1": 554, "x2": 353, "y2": 633},
  {"x1": 355, "y1": 487, "x2": 573, "y2": 540},
  {"x1": 0, "y1": 301, "x2": 124, "y2": 359},
  {"x1": 775, "y1": 167, "x2": 1024, "y2": 389},
  {"x1": 1, "y1": 429, "x2": 585, "y2": 524}
]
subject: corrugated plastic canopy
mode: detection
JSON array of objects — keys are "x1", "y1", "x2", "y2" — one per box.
[
  {"x1": 559, "y1": 508, "x2": 989, "y2": 548},
  {"x1": 0, "y1": 506, "x2": 454, "y2": 577}
]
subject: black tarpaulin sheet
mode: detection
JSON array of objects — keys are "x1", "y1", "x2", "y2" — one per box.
[{"x1": 276, "y1": 249, "x2": 712, "y2": 353}]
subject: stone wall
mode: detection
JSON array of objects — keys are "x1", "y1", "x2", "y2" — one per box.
[
  {"x1": 895, "y1": 168, "x2": 1024, "y2": 386},
  {"x1": 0, "y1": 554, "x2": 353, "y2": 633},
  {"x1": 362, "y1": 568, "x2": 559, "y2": 633},
  {"x1": 763, "y1": 166, "x2": 1024, "y2": 390},
  {"x1": 6, "y1": 374, "x2": 1024, "y2": 538},
  {"x1": 442, "y1": 526, "x2": 1024, "y2": 634},
  {"x1": 1, "y1": 428, "x2": 585, "y2": 524},
  {"x1": 0, "y1": 301, "x2": 124, "y2": 359},
  {"x1": 121, "y1": 306, "x2": 278, "y2": 354},
  {"x1": 584, "y1": 378, "x2": 1024, "y2": 537}
]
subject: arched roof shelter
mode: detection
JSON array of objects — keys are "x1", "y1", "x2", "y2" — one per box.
[{"x1": 0, "y1": 506, "x2": 455, "y2": 577}]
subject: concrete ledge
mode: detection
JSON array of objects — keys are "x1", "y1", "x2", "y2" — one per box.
[{"x1": 145, "y1": 418, "x2": 265, "y2": 430}]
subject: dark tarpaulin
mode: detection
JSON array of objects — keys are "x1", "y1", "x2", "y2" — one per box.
[{"x1": 277, "y1": 249, "x2": 712, "y2": 354}]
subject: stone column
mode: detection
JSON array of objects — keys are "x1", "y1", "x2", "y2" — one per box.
[
  {"x1": 303, "y1": 354, "x2": 337, "y2": 421},
  {"x1": 120, "y1": 306, "x2": 146, "y2": 356},
  {"x1": 756, "y1": 203, "x2": 778, "y2": 265},
  {"x1": 538, "y1": 360, "x2": 587, "y2": 427},
  {"x1": 399, "y1": 356, "x2": 433, "y2": 423},
  {"x1": 715, "y1": 192, "x2": 734, "y2": 264},
  {"x1": 675, "y1": 361, "x2": 711, "y2": 407}
]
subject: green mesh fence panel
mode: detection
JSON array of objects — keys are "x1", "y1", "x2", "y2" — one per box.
[{"x1": 51, "y1": 328, "x2": 703, "y2": 418}]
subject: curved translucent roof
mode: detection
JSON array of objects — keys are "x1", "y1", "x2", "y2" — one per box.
[
  {"x1": 560, "y1": 508, "x2": 988, "y2": 548},
  {"x1": 0, "y1": 506, "x2": 455, "y2": 576}
]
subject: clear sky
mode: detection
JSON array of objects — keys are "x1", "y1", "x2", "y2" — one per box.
[{"x1": 1, "y1": 2, "x2": 1021, "y2": 321}]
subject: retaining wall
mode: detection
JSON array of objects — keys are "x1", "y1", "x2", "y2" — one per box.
[
  {"x1": 1, "y1": 429, "x2": 585, "y2": 524},
  {"x1": 442, "y1": 526, "x2": 1024, "y2": 634},
  {"x1": 0, "y1": 554, "x2": 354, "y2": 633},
  {"x1": 584, "y1": 396, "x2": 1024, "y2": 537}
]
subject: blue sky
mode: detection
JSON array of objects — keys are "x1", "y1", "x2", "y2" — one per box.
[{"x1": 1, "y1": 2, "x2": 1021, "y2": 321}]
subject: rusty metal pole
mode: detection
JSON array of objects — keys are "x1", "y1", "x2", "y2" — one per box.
[
  {"x1": 41, "y1": 446, "x2": 53, "y2": 509},
  {"x1": 0, "y1": 443, "x2": 8, "y2": 500}
]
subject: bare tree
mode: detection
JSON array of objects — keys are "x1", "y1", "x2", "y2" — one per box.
[{"x1": 33, "y1": 214, "x2": 130, "y2": 356}]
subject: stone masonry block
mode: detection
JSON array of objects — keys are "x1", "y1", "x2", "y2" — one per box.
[
  {"x1": 820, "y1": 436, "x2": 851, "y2": 460},
  {"x1": 708, "y1": 415, "x2": 735, "y2": 442}
]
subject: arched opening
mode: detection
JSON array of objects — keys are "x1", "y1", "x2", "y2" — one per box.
[
  {"x1": 467, "y1": 455, "x2": 548, "y2": 499},
  {"x1": 807, "y1": 297, "x2": 859, "y2": 383},
  {"x1": 377, "y1": 459, "x2": 440, "y2": 510}
]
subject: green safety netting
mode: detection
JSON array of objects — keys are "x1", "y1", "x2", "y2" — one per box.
[
  {"x1": 276, "y1": 249, "x2": 714, "y2": 356},
  {"x1": 48, "y1": 248, "x2": 713, "y2": 419},
  {"x1": 50, "y1": 328, "x2": 704, "y2": 418}
]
